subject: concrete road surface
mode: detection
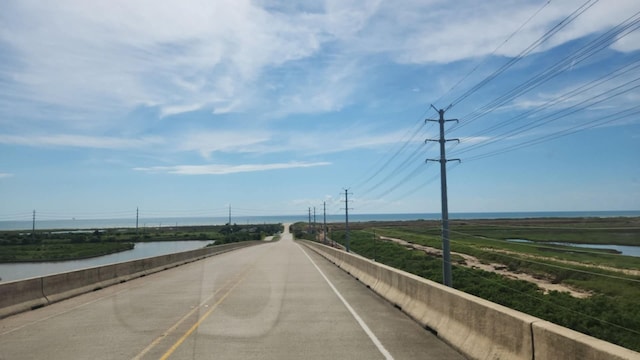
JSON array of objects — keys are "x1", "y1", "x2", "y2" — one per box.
[{"x1": 0, "y1": 225, "x2": 465, "y2": 359}]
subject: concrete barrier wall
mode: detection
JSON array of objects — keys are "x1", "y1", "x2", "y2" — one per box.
[
  {"x1": 302, "y1": 241, "x2": 640, "y2": 360},
  {"x1": 0, "y1": 241, "x2": 261, "y2": 319},
  {"x1": 532, "y1": 321, "x2": 638, "y2": 360},
  {"x1": 0, "y1": 277, "x2": 48, "y2": 317}
]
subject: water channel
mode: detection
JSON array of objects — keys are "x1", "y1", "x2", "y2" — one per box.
[
  {"x1": 0, "y1": 240, "x2": 213, "y2": 283},
  {"x1": 506, "y1": 239, "x2": 640, "y2": 257}
]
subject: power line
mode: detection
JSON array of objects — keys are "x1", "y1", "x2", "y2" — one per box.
[
  {"x1": 447, "y1": 0, "x2": 600, "y2": 109},
  {"x1": 458, "y1": 83, "x2": 640, "y2": 162},
  {"x1": 433, "y1": 0, "x2": 552, "y2": 106},
  {"x1": 450, "y1": 57, "x2": 640, "y2": 147},
  {"x1": 450, "y1": 8, "x2": 640, "y2": 134},
  {"x1": 351, "y1": 119, "x2": 432, "y2": 191},
  {"x1": 360, "y1": 141, "x2": 432, "y2": 197}
]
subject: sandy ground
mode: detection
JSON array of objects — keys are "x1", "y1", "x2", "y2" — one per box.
[
  {"x1": 379, "y1": 236, "x2": 593, "y2": 298},
  {"x1": 485, "y1": 248, "x2": 640, "y2": 277}
]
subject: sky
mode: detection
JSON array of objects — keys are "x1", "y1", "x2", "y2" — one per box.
[{"x1": 0, "y1": 0, "x2": 639, "y2": 222}]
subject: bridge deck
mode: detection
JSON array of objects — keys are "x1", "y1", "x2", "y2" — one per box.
[{"x1": 0, "y1": 226, "x2": 464, "y2": 359}]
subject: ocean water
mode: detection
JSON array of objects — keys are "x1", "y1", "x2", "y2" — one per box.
[{"x1": 0, "y1": 210, "x2": 638, "y2": 231}]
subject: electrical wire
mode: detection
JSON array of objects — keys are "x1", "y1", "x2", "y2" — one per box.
[
  {"x1": 447, "y1": 0, "x2": 600, "y2": 109},
  {"x1": 433, "y1": 0, "x2": 552, "y2": 107},
  {"x1": 450, "y1": 9, "x2": 640, "y2": 134},
  {"x1": 460, "y1": 86, "x2": 640, "y2": 162}
]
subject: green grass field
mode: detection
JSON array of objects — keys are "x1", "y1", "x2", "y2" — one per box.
[{"x1": 0, "y1": 223, "x2": 283, "y2": 263}]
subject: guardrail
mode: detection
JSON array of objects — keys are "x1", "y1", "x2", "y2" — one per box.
[
  {"x1": 0, "y1": 241, "x2": 262, "y2": 319},
  {"x1": 301, "y1": 240, "x2": 639, "y2": 360}
]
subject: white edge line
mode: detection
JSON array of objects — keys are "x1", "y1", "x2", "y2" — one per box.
[{"x1": 297, "y1": 244, "x2": 394, "y2": 360}]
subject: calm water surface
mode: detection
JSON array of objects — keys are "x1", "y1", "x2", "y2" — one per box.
[
  {"x1": 0, "y1": 240, "x2": 213, "y2": 283},
  {"x1": 507, "y1": 239, "x2": 640, "y2": 257}
]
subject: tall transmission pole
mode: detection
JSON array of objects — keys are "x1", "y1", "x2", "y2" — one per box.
[
  {"x1": 313, "y1": 206, "x2": 316, "y2": 237},
  {"x1": 323, "y1": 201, "x2": 327, "y2": 244},
  {"x1": 426, "y1": 105, "x2": 460, "y2": 287},
  {"x1": 136, "y1": 207, "x2": 139, "y2": 234},
  {"x1": 228, "y1": 204, "x2": 232, "y2": 225},
  {"x1": 308, "y1": 207, "x2": 312, "y2": 236},
  {"x1": 32, "y1": 210, "x2": 36, "y2": 239},
  {"x1": 342, "y1": 189, "x2": 353, "y2": 252}
]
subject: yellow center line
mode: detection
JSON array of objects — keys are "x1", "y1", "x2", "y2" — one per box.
[
  {"x1": 159, "y1": 268, "x2": 252, "y2": 360},
  {"x1": 131, "y1": 277, "x2": 235, "y2": 360}
]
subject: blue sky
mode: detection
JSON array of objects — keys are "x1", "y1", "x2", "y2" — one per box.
[{"x1": 1, "y1": 0, "x2": 639, "y2": 222}]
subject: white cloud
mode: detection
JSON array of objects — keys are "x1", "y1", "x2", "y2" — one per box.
[
  {"x1": 0, "y1": 0, "x2": 329, "y2": 128},
  {"x1": 1, "y1": 0, "x2": 638, "y2": 133},
  {"x1": 160, "y1": 103, "x2": 205, "y2": 118},
  {"x1": 134, "y1": 161, "x2": 330, "y2": 175},
  {"x1": 359, "y1": 0, "x2": 640, "y2": 64},
  {"x1": 0, "y1": 134, "x2": 163, "y2": 149},
  {"x1": 458, "y1": 136, "x2": 492, "y2": 145},
  {"x1": 0, "y1": 173, "x2": 14, "y2": 178},
  {"x1": 177, "y1": 130, "x2": 272, "y2": 158},
  {"x1": 273, "y1": 127, "x2": 431, "y2": 156}
]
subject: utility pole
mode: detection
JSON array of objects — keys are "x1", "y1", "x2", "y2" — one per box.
[
  {"x1": 342, "y1": 189, "x2": 353, "y2": 252},
  {"x1": 373, "y1": 229, "x2": 377, "y2": 260},
  {"x1": 32, "y1": 210, "x2": 36, "y2": 240},
  {"x1": 136, "y1": 207, "x2": 139, "y2": 234},
  {"x1": 426, "y1": 105, "x2": 460, "y2": 287},
  {"x1": 308, "y1": 207, "x2": 312, "y2": 236},
  {"x1": 227, "y1": 204, "x2": 232, "y2": 242},
  {"x1": 313, "y1": 206, "x2": 316, "y2": 238},
  {"x1": 323, "y1": 201, "x2": 327, "y2": 244}
]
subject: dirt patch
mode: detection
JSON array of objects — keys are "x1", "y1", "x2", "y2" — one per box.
[
  {"x1": 485, "y1": 248, "x2": 640, "y2": 277},
  {"x1": 379, "y1": 236, "x2": 592, "y2": 298}
]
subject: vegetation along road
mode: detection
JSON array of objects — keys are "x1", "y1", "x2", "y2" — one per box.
[{"x1": 293, "y1": 216, "x2": 640, "y2": 352}]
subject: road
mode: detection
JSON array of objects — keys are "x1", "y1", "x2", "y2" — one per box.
[{"x1": 0, "y1": 225, "x2": 464, "y2": 359}]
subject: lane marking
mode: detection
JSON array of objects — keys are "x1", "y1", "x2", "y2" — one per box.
[
  {"x1": 297, "y1": 244, "x2": 394, "y2": 360},
  {"x1": 158, "y1": 268, "x2": 252, "y2": 360},
  {"x1": 137, "y1": 242, "x2": 273, "y2": 359},
  {"x1": 131, "y1": 275, "x2": 238, "y2": 360}
]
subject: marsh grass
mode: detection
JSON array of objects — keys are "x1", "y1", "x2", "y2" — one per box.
[{"x1": 295, "y1": 218, "x2": 640, "y2": 352}]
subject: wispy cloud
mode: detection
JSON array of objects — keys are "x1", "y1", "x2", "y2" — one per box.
[
  {"x1": 3, "y1": 0, "x2": 637, "y2": 134},
  {"x1": 0, "y1": 0, "x2": 330, "y2": 129},
  {"x1": 0, "y1": 173, "x2": 14, "y2": 179},
  {"x1": 0, "y1": 134, "x2": 163, "y2": 149},
  {"x1": 134, "y1": 161, "x2": 330, "y2": 175},
  {"x1": 458, "y1": 136, "x2": 492, "y2": 145},
  {"x1": 378, "y1": 0, "x2": 640, "y2": 64},
  {"x1": 177, "y1": 130, "x2": 272, "y2": 158}
]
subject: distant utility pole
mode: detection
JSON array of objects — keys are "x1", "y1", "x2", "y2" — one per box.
[
  {"x1": 32, "y1": 210, "x2": 36, "y2": 239},
  {"x1": 228, "y1": 204, "x2": 232, "y2": 225},
  {"x1": 313, "y1": 207, "x2": 317, "y2": 237},
  {"x1": 308, "y1": 207, "x2": 312, "y2": 235},
  {"x1": 323, "y1": 201, "x2": 327, "y2": 244},
  {"x1": 426, "y1": 105, "x2": 460, "y2": 287},
  {"x1": 136, "y1": 207, "x2": 139, "y2": 234},
  {"x1": 342, "y1": 189, "x2": 353, "y2": 252}
]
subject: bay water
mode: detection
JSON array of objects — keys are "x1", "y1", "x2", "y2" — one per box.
[{"x1": 1, "y1": 211, "x2": 638, "y2": 283}]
